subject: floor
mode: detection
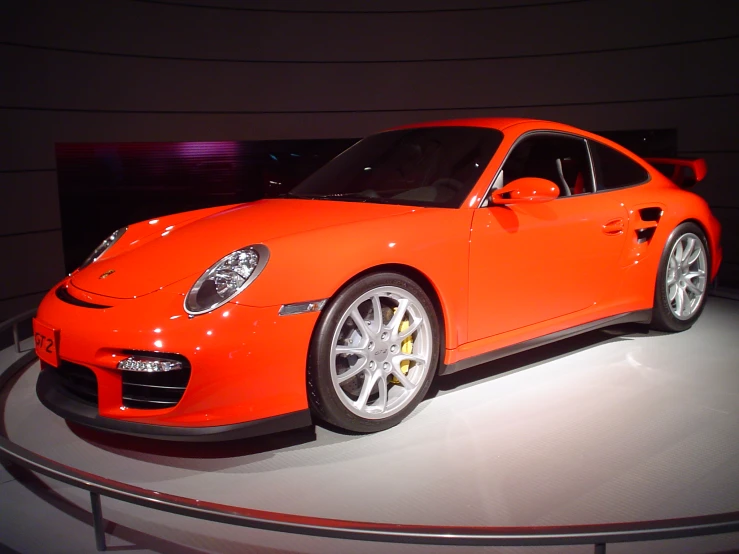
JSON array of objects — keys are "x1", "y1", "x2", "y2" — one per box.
[{"x1": 1, "y1": 297, "x2": 739, "y2": 554}]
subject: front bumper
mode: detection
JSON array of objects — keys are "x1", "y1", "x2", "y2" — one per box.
[
  {"x1": 35, "y1": 278, "x2": 319, "y2": 436},
  {"x1": 37, "y1": 364, "x2": 311, "y2": 441}
]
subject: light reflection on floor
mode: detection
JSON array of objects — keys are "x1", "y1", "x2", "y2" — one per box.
[{"x1": 1, "y1": 297, "x2": 738, "y2": 553}]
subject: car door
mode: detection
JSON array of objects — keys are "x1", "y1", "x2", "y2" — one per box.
[{"x1": 467, "y1": 133, "x2": 629, "y2": 342}]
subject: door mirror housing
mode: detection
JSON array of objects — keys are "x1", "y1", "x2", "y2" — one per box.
[{"x1": 491, "y1": 177, "x2": 560, "y2": 205}]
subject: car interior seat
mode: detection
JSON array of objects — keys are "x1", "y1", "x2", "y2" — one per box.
[
  {"x1": 557, "y1": 157, "x2": 587, "y2": 195},
  {"x1": 527, "y1": 151, "x2": 570, "y2": 197}
]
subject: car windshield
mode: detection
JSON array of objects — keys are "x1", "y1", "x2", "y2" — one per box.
[{"x1": 287, "y1": 126, "x2": 503, "y2": 208}]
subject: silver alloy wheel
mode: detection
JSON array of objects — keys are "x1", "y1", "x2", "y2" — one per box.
[
  {"x1": 666, "y1": 232, "x2": 708, "y2": 320},
  {"x1": 329, "y1": 286, "x2": 433, "y2": 420}
]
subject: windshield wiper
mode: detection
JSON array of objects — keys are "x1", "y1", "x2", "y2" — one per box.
[
  {"x1": 276, "y1": 192, "x2": 326, "y2": 199},
  {"x1": 279, "y1": 191, "x2": 376, "y2": 202}
]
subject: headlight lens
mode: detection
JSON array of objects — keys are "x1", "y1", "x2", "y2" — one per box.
[
  {"x1": 185, "y1": 245, "x2": 269, "y2": 315},
  {"x1": 79, "y1": 227, "x2": 127, "y2": 269}
]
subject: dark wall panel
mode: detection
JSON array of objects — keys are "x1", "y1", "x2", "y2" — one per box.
[
  {"x1": 0, "y1": 293, "x2": 46, "y2": 323},
  {"x1": 0, "y1": 230, "x2": 64, "y2": 301},
  {"x1": 0, "y1": 171, "x2": 60, "y2": 236},
  {"x1": 2, "y1": 40, "x2": 737, "y2": 112},
  {"x1": 3, "y1": 0, "x2": 737, "y2": 61}
]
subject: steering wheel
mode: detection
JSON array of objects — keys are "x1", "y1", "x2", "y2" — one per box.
[{"x1": 430, "y1": 178, "x2": 463, "y2": 191}]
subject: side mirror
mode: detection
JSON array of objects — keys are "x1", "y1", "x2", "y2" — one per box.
[{"x1": 491, "y1": 177, "x2": 560, "y2": 205}]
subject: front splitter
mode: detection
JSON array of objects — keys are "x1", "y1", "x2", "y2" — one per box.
[{"x1": 36, "y1": 367, "x2": 313, "y2": 442}]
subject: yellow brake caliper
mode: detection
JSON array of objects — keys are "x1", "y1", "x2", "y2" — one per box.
[{"x1": 389, "y1": 309, "x2": 413, "y2": 385}]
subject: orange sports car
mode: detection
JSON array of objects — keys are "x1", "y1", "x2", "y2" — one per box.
[{"x1": 34, "y1": 118, "x2": 722, "y2": 440}]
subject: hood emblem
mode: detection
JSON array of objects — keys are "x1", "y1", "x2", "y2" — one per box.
[{"x1": 99, "y1": 269, "x2": 116, "y2": 279}]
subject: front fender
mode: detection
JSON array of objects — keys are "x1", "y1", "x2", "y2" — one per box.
[{"x1": 231, "y1": 207, "x2": 474, "y2": 350}]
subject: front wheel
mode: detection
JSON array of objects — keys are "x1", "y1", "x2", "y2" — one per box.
[
  {"x1": 652, "y1": 222, "x2": 710, "y2": 332},
  {"x1": 307, "y1": 272, "x2": 439, "y2": 433}
]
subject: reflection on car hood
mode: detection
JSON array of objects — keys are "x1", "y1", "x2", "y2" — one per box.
[{"x1": 70, "y1": 199, "x2": 415, "y2": 299}]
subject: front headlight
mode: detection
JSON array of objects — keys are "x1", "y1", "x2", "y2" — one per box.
[
  {"x1": 79, "y1": 227, "x2": 127, "y2": 269},
  {"x1": 185, "y1": 244, "x2": 270, "y2": 315}
]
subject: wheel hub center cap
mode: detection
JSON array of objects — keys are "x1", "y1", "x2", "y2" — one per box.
[{"x1": 373, "y1": 344, "x2": 390, "y2": 362}]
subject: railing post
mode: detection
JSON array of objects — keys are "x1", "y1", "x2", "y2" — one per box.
[
  {"x1": 594, "y1": 543, "x2": 606, "y2": 554},
  {"x1": 90, "y1": 492, "x2": 107, "y2": 551},
  {"x1": 12, "y1": 322, "x2": 21, "y2": 354}
]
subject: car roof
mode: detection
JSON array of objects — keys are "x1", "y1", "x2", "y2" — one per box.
[{"x1": 393, "y1": 117, "x2": 585, "y2": 134}]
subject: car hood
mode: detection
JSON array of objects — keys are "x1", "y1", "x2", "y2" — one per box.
[{"x1": 71, "y1": 199, "x2": 415, "y2": 299}]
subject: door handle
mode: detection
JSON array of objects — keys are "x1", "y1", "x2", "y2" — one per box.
[{"x1": 602, "y1": 218, "x2": 625, "y2": 235}]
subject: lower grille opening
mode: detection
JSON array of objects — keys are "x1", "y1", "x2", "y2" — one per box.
[
  {"x1": 121, "y1": 353, "x2": 191, "y2": 410},
  {"x1": 47, "y1": 361, "x2": 99, "y2": 406}
]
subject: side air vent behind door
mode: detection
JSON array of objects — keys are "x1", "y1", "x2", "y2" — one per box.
[
  {"x1": 636, "y1": 227, "x2": 657, "y2": 243},
  {"x1": 620, "y1": 204, "x2": 666, "y2": 267},
  {"x1": 635, "y1": 207, "x2": 663, "y2": 243},
  {"x1": 638, "y1": 207, "x2": 663, "y2": 222}
]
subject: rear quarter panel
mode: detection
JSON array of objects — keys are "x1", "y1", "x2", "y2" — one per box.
[{"x1": 597, "y1": 176, "x2": 721, "y2": 313}]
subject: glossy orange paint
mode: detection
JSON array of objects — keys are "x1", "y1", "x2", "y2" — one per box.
[
  {"x1": 34, "y1": 117, "x2": 723, "y2": 436},
  {"x1": 37, "y1": 281, "x2": 318, "y2": 425}
]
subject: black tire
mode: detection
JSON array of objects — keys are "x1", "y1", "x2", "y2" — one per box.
[
  {"x1": 307, "y1": 272, "x2": 440, "y2": 433},
  {"x1": 651, "y1": 222, "x2": 710, "y2": 332}
]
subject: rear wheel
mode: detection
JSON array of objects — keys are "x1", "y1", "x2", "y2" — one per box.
[
  {"x1": 652, "y1": 222, "x2": 710, "y2": 332},
  {"x1": 307, "y1": 272, "x2": 439, "y2": 433}
]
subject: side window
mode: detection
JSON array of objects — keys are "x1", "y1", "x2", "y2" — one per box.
[
  {"x1": 498, "y1": 134, "x2": 594, "y2": 197},
  {"x1": 589, "y1": 140, "x2": 650, "y2": 190}
]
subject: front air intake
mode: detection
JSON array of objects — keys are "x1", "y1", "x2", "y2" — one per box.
[
  {"x1": 119, "y1": 352, "x2": 191, "y2": 409},
  {"x1": 56, "y1": 286, "x2": 112, "y2": 309},
  {"x1": 44, "y1": 360, "x2": 99, "y2": 406}
]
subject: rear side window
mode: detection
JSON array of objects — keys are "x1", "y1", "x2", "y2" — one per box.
[{"x1": 589, "y1": 141, "x2": 650, "y2": 190}]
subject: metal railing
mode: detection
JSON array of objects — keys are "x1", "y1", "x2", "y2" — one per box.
[
  {"x1": 3, "y1": 307, "x2": 34, "y2": 354},
  {"x1": 1, "y1": 309, "x2": 739, "y2": 552}
]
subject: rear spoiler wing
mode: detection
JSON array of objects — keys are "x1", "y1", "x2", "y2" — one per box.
[{"x1": 645, "y1": 157, "x2": 707, "y2": 188}]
